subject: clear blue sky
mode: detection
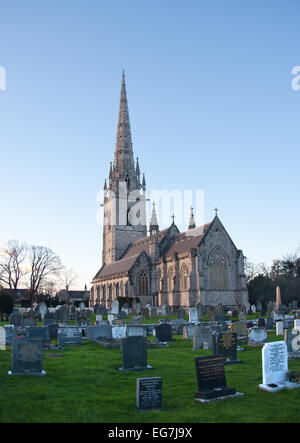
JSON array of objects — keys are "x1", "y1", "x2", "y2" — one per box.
[{"x1": 0, "y1": 0, "x2": 300, "y2": 289}]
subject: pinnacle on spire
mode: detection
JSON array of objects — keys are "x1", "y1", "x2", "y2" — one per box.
[
  {"x1": 150, "y1": 202, "x2": 158, "y2": 227},
  {"x1": 104, "y1": 179, "x2": 107, "y2": 191},
  {"x1": 136, "y1": 157, "x2": 140, "y2": 175},
  {"x1": 188, "y1": 206, "x2": 196, "y2": 230},
  {"x1": 150, "y1": 202, "x2": 159, "y2": 238},
  {"x1": 142, "y1": 173, "x2": 146, "y2": 191}
]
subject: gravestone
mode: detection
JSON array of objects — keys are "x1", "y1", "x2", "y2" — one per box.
[
  {"x1": 119, "y1": 336, "x2": 150, "y2": 371},
  {"x1": 126, "y1": 325, "x2": 147, "y2": 338},
  {"x1": 79, "y1": 301, "x2": 85, "y2": 311},
  {"x1": 259, "y1": 341, "x2": 300, "y2": 392},
  {"x1": 294, "y1": 319, "x2": 300, "y2": 330},
  {"x1": 87, "y1": 324, "x2": 112, "y2": 341},
  {"x1": 212, "y1": 332, "x2": 240, "y2": 365},
  {"x1": 155, "y1": 324, "x2": 173, "y2": 342},
  {"x1": 194, "y1": 355, "x2": 242, "y2": 402},
  {"x1": 136, "y1": 377, "x2": 162, "y2": 410},
  {"x1": 177, "y1": 307, "x2": 185, "y2": 320},
  {"x1": 257, "y1": 317, "x2": 266, "y2": 328},
  {"x1": 21, "y1": 316, "x2": 36, "y2": 327},
  {"x1": 10, "y1": 311, "x2": 21, "y2": 327},
  {"x1": 96, "y1": 305, "x2": 107, "y2": 316},
  {"x1": 48, "y1": 323, "x2": 58, "y2": 340},
  {"x1": 248, "y1": 327, "x2": 267, "y2": 346},
  {"x1": 38, "y1": 302, "x2": 47, "y2": 319},
  {"x1": 276, "y1": 321, "x2": 283, "y2": 336},
  {"x1": 183, "y1": 324, "x2": 197, "y2": 340},
  {"x1": 3, "y1": 326, "x2": 17, "y2": 346},
  {"x1": 161, "y1": 304, "x2": 166, "y2": 316},
  {"x1": 0, "y1": 327, "x2": 5, "y2": 350},
  {"x1": 9, "y1": 338, "x2": 46, "y2": 376},
  {"x1": 26, "y1": 326, "x2": 50, "y2": 343},
  {"x1": 118, "y1": 311, "x2": 127, "y2": 320},
  {"x1": 189, "y1": 307, "x2": 199, "y2": 324},
  {"x1": 230, "y1": 321, "x2": 247, "y2": 338},
  {"x1": 192, "y1": 325, "x2": 214, "y2": 350},
  {"x1": 266, "y1": 318, "x2": 274, "y2": 330},
  {"x1": 86, "y1": 325, "x2": 112, "y2": 341},
  {"x1": 112, "y1": 299, "x2": 119, "y2": 314},
  {"x1": 112, "y1": 326, "x2": 126, "y2": 339},
  {"x1": 284, "y1": 329, "x2": 300, "y2": 358},
  {"x1": 59, "y1": 304, "x2": 70, "y2": 324},
  {"x1": 57, "y1": 327, "x2": 82, "y2": 346}
]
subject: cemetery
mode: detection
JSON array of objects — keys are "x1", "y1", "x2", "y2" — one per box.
[{"x1": 1, "y1": 304, "x2": 300, "y2": 423}]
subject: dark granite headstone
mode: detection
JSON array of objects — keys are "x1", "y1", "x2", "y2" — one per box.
[
  {"x1": 257, "y1": 317, "x2": 266, "y2": 328},
  {"x1": 119, "y1": 336, "x2": 149, "y2": 371},
  {"x1": 86, "y1": 325, "x2": 112, "y2": 341},
  {"x1": 48, "y1": 323, "x2": 58, "y2": 340},
  {"x1": 9, "y1": 338, "x2": 46, "y2": 376},
  {"x1": 195, "y1": 355, "x2": 236, "y2": 400},
  {"x1": 26, "y1": 326, "x2": 50, "y2": 343},
  {"x1": 212, "y1": 332, "x2": 240, "y2": 364},
  {"x1": 284, "y1": 329, "x2": 300, "y2": 358},
  {"x1": 136, "y1": 377, "x2": 162, "y2": 410},
  {"x1": 155, "y1": 324, "x2": 174, "y2": 342}
]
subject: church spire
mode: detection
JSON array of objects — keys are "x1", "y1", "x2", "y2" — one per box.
[
  {"x1": 113, "y1": 70, "x2": 135, "y2": 187},
  {"x1": 188, "y1": 206, "x2": 196, "y2": 230}
]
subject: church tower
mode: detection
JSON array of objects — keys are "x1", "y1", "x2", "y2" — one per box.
[{"x1": 102, "y1": 72, "x2": 147, "y2": 265}]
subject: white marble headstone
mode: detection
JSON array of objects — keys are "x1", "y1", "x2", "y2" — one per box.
[
  {"x1": 276, "y1": 321, "x2": 283, "y2": 336},
  {"x1": 259, "y1": 341, "x2": 300, "y2": 392},
  {"x1": 189, "y1": 307, "x2": 199, "y2": 324}
]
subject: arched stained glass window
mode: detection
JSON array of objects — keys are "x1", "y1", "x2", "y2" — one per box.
[
  {"x1": 138, "y1": 270, "x2": 149, "y2": 295},
  {"x1": 209, "y1": 247, "x2": 229, "y2": 290}
]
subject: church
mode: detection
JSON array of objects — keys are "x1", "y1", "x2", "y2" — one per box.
[{"x1": 90, "y1": 72, "x2": 249, "y2": 311}]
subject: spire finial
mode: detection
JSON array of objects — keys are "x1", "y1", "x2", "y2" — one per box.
[{"x1": 214, "y1": 207, "x2": 218, "y2": 217}]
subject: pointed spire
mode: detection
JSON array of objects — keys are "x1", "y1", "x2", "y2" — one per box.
[
  {"x1": 142, "y1": 173, "x2": 146, "y2": 191},
  {"x1": 188, "y1": 206, "x2": 196, "y2": 230},
  {"x1": 136, "y1": 157, "x2": 140, "y2": 175},
  {"x1": 150, "y1": 202, "x2": 159, "y2": 242},
  {"x1": 104, "y1": 179, "x2": 107, "y2": 191},
  {"x1": 150, "y1": 202, "x2": 158, "y2": 228},
  {"x1": 113, "y1": 71, "x2": 135, "y2": 181}
]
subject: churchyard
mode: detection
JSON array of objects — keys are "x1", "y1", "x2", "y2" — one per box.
[{"x1": 1, "y1": 305, "x2": 300, "y2": 423}]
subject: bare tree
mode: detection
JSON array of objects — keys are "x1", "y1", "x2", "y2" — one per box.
[
  {"x1": 0, "y1": 240, "x2": 28, "y2": 289},
  {"x1": 62, "y1": 267, "x2": 80, "y2": 292},
  {"x1": 28, "y1": 245, "x2": 63, "y2": 304}
]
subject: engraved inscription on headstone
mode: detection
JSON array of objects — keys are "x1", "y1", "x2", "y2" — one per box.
[
  {"x1": 136, "y1": 377, "x2": 162, "y2": 410},
  {"x1": 9, "y1": 338, "x2": 46, "y2": 376},
  {"x1": 194, "y1": 355, "x2": 237, "y2": 401}
]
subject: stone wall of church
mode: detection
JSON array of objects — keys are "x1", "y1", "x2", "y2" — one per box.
[{"x1": 197, "y1": 218, "x2": 248, "y2": 307}]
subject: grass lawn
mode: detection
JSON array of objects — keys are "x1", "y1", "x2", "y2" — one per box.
[{"x1": 0, "y1": 317, "x2": 300, "y2": 423}]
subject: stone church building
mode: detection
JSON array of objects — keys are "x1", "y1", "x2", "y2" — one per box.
[{"x1": 90, "y1": 73, "x2": 249, "y2": 311}]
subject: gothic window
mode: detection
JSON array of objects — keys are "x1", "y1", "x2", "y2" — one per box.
[
  {"x1": 102, "y1": 286, "x2": 106, "y2": 303},
  {"x1": 181, "y1": 264, "x2": 189, "y2": 290},
  {"x1": 168, "y1": 266, "x2": 175, "y2": 292},
  {"x1": 96, "y1": 286, "x2": 100, "y2": 303},
  {"x1": 208, "y1": 247, "x2": 229, "y2": 290},
  {"x1": 138, "y1": 270, "x2": 149, "y2": 295},
  {"x1": 116, "y1": 282, "x2": 119, "y2": 299},
  {"x1": 108, "y1": 284, "x2": 112, "y2": 301}
]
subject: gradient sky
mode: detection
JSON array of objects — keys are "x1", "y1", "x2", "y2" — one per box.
[{"x1": 0, "y1": 0, "x2": 300, "y2": 289}]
